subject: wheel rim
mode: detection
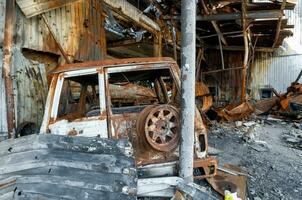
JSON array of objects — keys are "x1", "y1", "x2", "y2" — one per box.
[{"x1": 144, "y1": 105, "x2": 180, "y2": 152}]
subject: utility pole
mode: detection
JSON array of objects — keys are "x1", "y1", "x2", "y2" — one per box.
[
  {"x1": 241, "y1": 0, "x2": 248, "y2": 102},
  {"x1": 179, "y1": 0, "x2": 196, "y2": 183},
  {"x1": 2, "y1": 0, "x2": 16, "y2": 138}
]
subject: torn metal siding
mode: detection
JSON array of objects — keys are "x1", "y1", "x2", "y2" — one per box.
[
  {"x1": 12, "y1": 48, "x2": 49, "y2": 131},
  {"x1": 17, "y1": 0, "x2": 106, "y2": 62}
]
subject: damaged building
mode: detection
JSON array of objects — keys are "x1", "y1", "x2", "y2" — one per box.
[{"x1": 0, "y1": 0, "x2": 301, "y2": 200}]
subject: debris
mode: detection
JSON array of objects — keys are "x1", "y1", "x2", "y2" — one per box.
[
  {"x1": 282, "y1": 128, "x2": 302, "y2": 150},
  {"x1": 206, "y1": 164, "x2": 247, "y2": 200},
  {"x1": 218, "y1": 102, "x2": 255, "y2": 122},
  {"x1": 195, "y1": 82, "x2": 213, "y2": 113},
  {"x1": 235, "y1": 121, "x2": 243, "y2": 127},
  {"x1": 243, "y1": 121, "x2": 257, "y2": 127},
  {"x1": 208, "y1": 146, "x2": 224, "y2": 156},
  {"x1": 224, "y1": 190, "x2": 242, "y2": 200},
  {"x1": 254, "y1": 97, "x2": 279, "y2": 115}
]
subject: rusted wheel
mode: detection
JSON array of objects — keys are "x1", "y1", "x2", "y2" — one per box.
[{"x1": 144, "y1": 105, "x2": 180, "y2": 152}]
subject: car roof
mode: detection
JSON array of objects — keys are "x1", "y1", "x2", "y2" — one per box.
[{"x1": 51, "y1": 57, "x2": 176, "y2": 74}]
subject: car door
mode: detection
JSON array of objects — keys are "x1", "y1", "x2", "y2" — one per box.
[{"x1": 47, "y1": 68, "x2": 108, "y2": 138}]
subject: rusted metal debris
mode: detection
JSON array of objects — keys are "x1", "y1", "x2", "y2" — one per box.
[
  {"x1": 206, "y1": 164, "x2": 247, "y2": 200},
  {"x1": 214, "y1": 82, "x2": 302, "y2": 122},
  {"x1": 217, "y1": 102, "x2": 255, "y2": 122},
  {"x1": 195, "y1": 82, "x2": 213, "y2": 113},
  {"x1": 193, "y1": 157, "x2": 218, "y2": 179}
]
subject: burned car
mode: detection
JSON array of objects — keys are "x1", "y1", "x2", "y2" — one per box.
[{"x1": 37, "y1": 57, "x2": 216, "y2": 197}]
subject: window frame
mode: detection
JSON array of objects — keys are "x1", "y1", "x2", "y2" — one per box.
[
  {"x1": 104, "y1": 64, "x2": 180, "y2": 116},
  {"x1": 50, "y1": 68, "x2": 103, "y2": 121}
]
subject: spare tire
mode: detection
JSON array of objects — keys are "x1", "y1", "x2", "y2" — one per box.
[{"x1": 137, "y1": 104, "x2": 180, "y2": 152}]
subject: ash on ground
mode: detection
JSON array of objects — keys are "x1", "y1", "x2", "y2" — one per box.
[{"x1": 207, "y1": 119, "x2": 302, "y2": 200}]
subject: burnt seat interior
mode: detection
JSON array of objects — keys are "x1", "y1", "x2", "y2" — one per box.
[{"x1": 108, "y1": 68, "x2": 176, "y2": 115}]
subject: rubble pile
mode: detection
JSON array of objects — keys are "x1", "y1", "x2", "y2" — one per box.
[
  {"x1": 207, "y1": 119, "x2": 302, "y2": 200},
  {"x1": 282, "y1": 123, "x2": 302, "y2": 150}
]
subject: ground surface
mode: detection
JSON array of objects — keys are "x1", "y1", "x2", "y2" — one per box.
[{"x1": 207, "y1": 120, "x2": 302, "y2": 200}]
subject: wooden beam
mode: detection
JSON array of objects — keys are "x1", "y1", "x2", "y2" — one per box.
[
  {"x1": 202, "y1": 67, "x2": 243, "y2": 74},
  {"x1": 206, "y1": 45, "x2": 276, "y2": 52},
  {"x1": 200, "y1": 0, "x2": 228, "y2": 46},
  {"x1": 272, "y1": 0, "x2": 287, "y2": 48},
  {"x1": 241, "y1": 0, "x2": 248, "y2": 102},
  {"x1": 107, "y1": 39, "x2": 143, "y2": 48},
  {"x1": 41, "y1": 14, "x2": 71, "y2": 64},
  {"x1": 164, "y1": 10, "x2": 283, "y2": 21}
]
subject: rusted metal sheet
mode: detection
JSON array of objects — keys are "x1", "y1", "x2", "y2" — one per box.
[
  {"x1": 193, "y1": 157, "x2": 218, "y2": 179},
  {"x1": 18, "y1": 0, "x2": 106, "y2": 62},
  {"x1": 16, "y1": 0, "x2": 80, "y2": 18},
  {"x1": 218, "y1": 102, "x2": 255, "y2": 122},
  {"x1": 195, "y1": 82, "x2": 213, "y2": 113},
  {"x1": 2, "y1": 0, "x2": 16, "y2": 138}
]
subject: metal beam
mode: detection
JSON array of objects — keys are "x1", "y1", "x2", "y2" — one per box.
[
  {"x1": 2, "y1": 0, "x2": 16, "y2": 138},
  {"x1": 165, "y1": 10, "x2": 282, "y2": 21},
  {"x1": 206, "y1": 45, "x2": 276, "y2": 52},
  {"x1": 103, "y1": 0, "x2": 160, "y2": 35},
  {"x1": 180, "y1": 0, "x2": 196, "y2": 184}
]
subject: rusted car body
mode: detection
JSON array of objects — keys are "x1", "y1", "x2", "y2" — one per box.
[{"x1": 40, "y1": 57, "x2": 215, "y2": 190}]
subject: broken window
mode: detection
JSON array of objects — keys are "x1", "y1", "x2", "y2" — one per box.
[
  {"x1": 57, "y1": 74, "x2": 100, "y2": 119},
  {"x1": 108, "y1": 68, "x2": 178, "y2": 114}
]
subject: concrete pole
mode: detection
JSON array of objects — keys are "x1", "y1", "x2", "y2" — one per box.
[{"x1": 179, "y1": 0, "x2": 196, "y2": 183}]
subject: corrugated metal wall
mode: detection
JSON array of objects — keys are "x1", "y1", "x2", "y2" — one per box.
[
  {"x1": 250, "y1": 0, "x2": 302, "y2": 99},
  {"x1": 250, "y1": 53, "x2": 302, "y2": 99},
  {"x1": 17, "y1": 0, "x2": 106, "y2": 61},
  {"x1": 0, "y1": 0, "x2": 106, "y2": 137}
]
